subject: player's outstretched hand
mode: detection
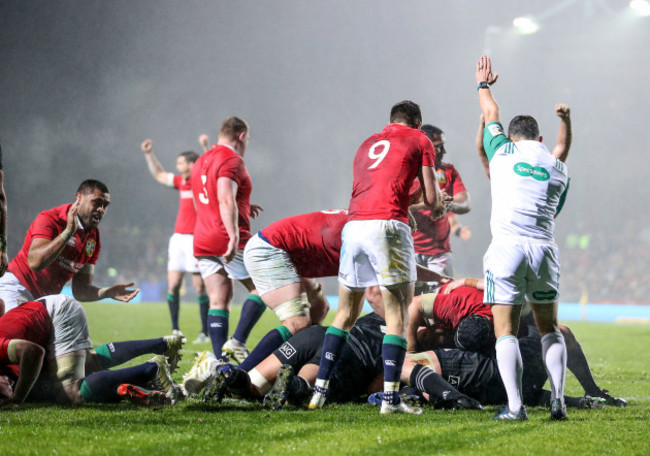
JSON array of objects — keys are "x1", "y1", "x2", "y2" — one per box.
[
  {"x1": 250, "y1": 204, "x2": 264, "y2": 219},
  {"x1": 106, "y1": 282, "x2": 140, "y2": 302},
  {"x1": 475, "y1": 55, "x2": 499, "y2": 85},
  {"x1": 141, "y1": 139, "x2": 153, "y2": 154},
  {"x1": 198, "y1": 134, "x2": 210, "y2": 152},
  {"x1": 66, "y1": 195, "x2": 81, "y2": 235},
  {"x1": 443, "y1": 278, "x2": 466, "y2": 294},
  {"x1": 555, "y1": 104, "x2": 571, "y2": 120}
]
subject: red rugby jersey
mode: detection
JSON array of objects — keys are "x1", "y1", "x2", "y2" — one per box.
[
  {"x1": 0, "y1": 301, "x2": 52, "y2": 380},
  {"x1": 411, "y1": 163, "x2": 467, "y2": 255},
  {"x1": 260, "y1": 210, "x2": 348, "y2": 278},
  {"x1": 8, "y1": 204, "x2": 101, "y2": 298},
  {"x1": 348, "y1": 124, "x2": 435, "y2": 224},
  {"x1": 192, "y1": 145, "x2": 252, "y2": 257},
  {"x1": 172, "y1": 175, "x2": 197, "y2": 234},
  {"x1": 429, "y1": 284, "x2": 493, "y2": 330}
]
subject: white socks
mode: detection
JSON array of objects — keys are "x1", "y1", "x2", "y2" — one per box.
[
  {"x1": 496, "y1": 335, "x2": 523, "y2": 412},
  {"x1": 541, "y1": 331, "x2": 567, "y2": 403}
]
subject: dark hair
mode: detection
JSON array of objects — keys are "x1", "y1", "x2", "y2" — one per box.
[
  {"x1": 420, "y1": 124, "x2": 444, "y2": 142},
  {"x1": 454, "y1": 315, "x2": 494, "y2": 352},
  {"x1": 508, "y1": 115, "x2": 540, "y2": 140},
  {"x1": 390, "y1": 101, "x2": 422, "y2": 128},
  {"x1": 219, "y1": 117, "x2": 249, "y2": 140},
  {"x1": 179, "y1": 151, "x2": 200, "y2": 163},
  {"x1": 77, "y1": 179, "x2": 109, "y2": 195}
]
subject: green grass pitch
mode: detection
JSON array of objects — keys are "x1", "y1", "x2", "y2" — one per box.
[{"x1": 1, "y1": 301, "x2": 648, "y2": 456}]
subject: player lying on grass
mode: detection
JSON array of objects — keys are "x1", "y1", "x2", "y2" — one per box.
[
  {"x1": 232, "y1": 209, "x2": 448, "y2": 373},
  {"x1": 0, "y1": 295, "x2": 184, "y2": 407},
  {"x1": 406, "y1": 278, "x2": 626, "y2": 406},
  {"x1": 182, "y1": 313, "x2": 482, "y2": 411}
]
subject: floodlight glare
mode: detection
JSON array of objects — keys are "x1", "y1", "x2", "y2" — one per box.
[
  {"x1": 513, "y1": 16, "x2": 540, "y2": 34},
  {"x1": 630, "y1": 0, "x2": 650, "y2": 16}
]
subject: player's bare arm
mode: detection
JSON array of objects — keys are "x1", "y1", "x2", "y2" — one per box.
[
  {"x1": 448, "y1": 190, "x2": 471, "y2": 215},
  {"x1": 6, "y1": 339, "x2": 45, "y2": 405},
  {"x1": 141, "y1": 139, "x2": 172, "y2": 185},
  {"x1": 552, "y1": 104, "x2": 572, "y2": 162},
  {"x1": 71, "y1": 266, "x2": 139, "y2": 302},
  {"x1": 406, "y1": 299, "x2": 423, "y2": 353},
  {"x1": 0, "y1": 170, "x2": 8, "y2": 277},
  {"x1": 418, "y1": 165, "x2": 444, "y2": 215},
  {"x1": 476, "y1": 114, "x2": 490, "y2": 177},
  {"x1": 476, "y1": 55, "x2": 500, "y2": 123},
  {"x1": 198, "y1": 134, "x2": 210, "y2": 153},
  {"x1": 443, "y1": 277, "x2": 484, "y2": 295},
  {"x1": 217, "y1": 176, "x2": 240, "y2": 263},
  {"x1": 27, "y1": 196, "x2": 81, "y2": 272}
]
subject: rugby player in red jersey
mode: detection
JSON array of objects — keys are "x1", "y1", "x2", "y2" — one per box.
[
  {"x1": 0, "y1": 180, "x2": 139, "y2": 315},
  {"x1": 0, "y1": 295, "x2": 185, "y2": 407},
  {"x1": 191, "y1": 117, "x2": 263, "y2": 362},
  {"x1": 141, "y1": 138, "x2": 210, "y2": 344},
  {"x1": 411, "y1": 125, "x2": 471, "y2": 292},
  {"x1": 309, "y1": 101, "x2": 443, "y2": 414}
]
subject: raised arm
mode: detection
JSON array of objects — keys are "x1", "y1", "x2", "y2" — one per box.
[
  {"x1": 552, "y1": 104, "x2": 572, "y2": 162},
  {"x1": 28, "y1": 197, "x2": 81, "y2": 272},
  {"x1": 141, "y1": 139, "x2": 172, "y2": 185},
  {"x1": 217, "y1": 176, "x2": 239, "y2": 263},
  {"x1": 198, "y1": 134, "x2": 210, "y2": 153},
  {"x1": 475, "y1": 56, "x2": 500, "y2": 124},
  {"x1": 476, "y1": 114, "x2": 490, "y2": 178}
]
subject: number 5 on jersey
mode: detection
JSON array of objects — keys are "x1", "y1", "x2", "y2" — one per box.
[
  {"x1": 368, "y1": 140, "x2": 390, "y2": 169},
  {"x1": 199, "y1": 175, "x2": 210, "y2": 204}
]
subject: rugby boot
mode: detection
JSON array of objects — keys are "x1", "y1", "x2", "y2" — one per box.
[{"x1": 493, "y1": 405, "x2": 528, "y2": 421}]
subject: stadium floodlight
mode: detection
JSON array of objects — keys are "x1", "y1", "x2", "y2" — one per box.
[
  {"x1": 630, "y1": 0, "x2": 650, "y2": 16},
  {"x1": 512, "y1": 16, "x2": 540, "y2": 34}
]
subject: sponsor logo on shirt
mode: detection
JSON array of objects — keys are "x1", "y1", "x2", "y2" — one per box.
[
  {"x1": 532, "y1": 290, "x2": 558, "y2": 300},
  {"x1": 513, "y1": 162, "x2": 550, "y2": 181},
  {"x1": 436, "y1": 169, "x2": 447, "y2": 186},
  {"x1": 278, "y1": 342, "x2": 296, "y2": 359},
  {"x1": 180, "y1": 190, "x2": 193, "y2": 199},
  {"x1": 85, "y1": 238, "x2": 96, "y2": 257}
]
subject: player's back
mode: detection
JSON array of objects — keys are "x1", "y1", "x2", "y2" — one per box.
[
  {"x1": 261, "y1": 209, "x2": 348, "y2": 278},
  {"x1": 348, "y1": 124, "x2": 433, "y2": 224},
  {"x1": 489, "y1": 140, "x2": 568, "y2": 240},
  {"x1": 191, "y1": 146, "x2": 248, "y2": 256}
]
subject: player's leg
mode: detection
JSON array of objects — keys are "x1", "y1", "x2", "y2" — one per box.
[
  {"x1": 198, "y1": 258, "x2": 233, "y2": 359},
  {"x1": 190, "y1": 272, "x2": 210, "y2": 343},
  {"x1": 304, "y1": 278, "x2": 329, "y2": 325},
  {"x1": 79, "y1": 359, "x2": 162, "y2": 404},
  {"x1": 91, "y1": 334, "x2": 185, "y2": 371},
  {"x1": 167, "y1": 234, "x2": 186, "y2": 333},
  {"x1": 531, "y1": 301, "x2": 568, "y2": 420},
  {"x1": 238, "y1": 282, "x2": 309, "y2": 372}
]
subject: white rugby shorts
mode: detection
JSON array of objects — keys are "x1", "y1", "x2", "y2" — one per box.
[
  {"x1": 483, "y1": 236, "x2": 560, "y2": 305},
  {"x1": 197, "y1": 250, "x2": 250, "y2": 281},
  {"x1": 41, "y1": 294, "x2": 93, "y2": 357},
  {"x1": 338, "y1": 219, "x2": 415, "y2": 290},
  {"x1": 0, "y1": 272, "x2": 34, "y2": 314},
  {"x1": 167, "y1": 233, "x2": 200, "y2": 273},
  {"x1": 415, "y1": 252, "x2": 453, "y2": 288},
  {"x1": 244, "y1": 234, "x2": 300, "y2": 297}
]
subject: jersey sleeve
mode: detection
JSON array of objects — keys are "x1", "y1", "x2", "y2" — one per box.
[
  {"x1": 450, "y1": 166, "x2": 467, "y2": 194},
  {"x1": 169, "y1": 174, "x2": 181, "y2": 189},
  {"x1": 483, "y1": 121, "x2": 510, "y2": 162},
  {"x1": 555, "y1": 177, "x2": 571, "y2": 217},
  {"x1": 217, "y1": 155, "x2": 244, "y2": 183},
  {"x1": 421, "y1": 136, "x2": 436, "y2": 167},
  {"x1": 30, "y1": 211, "x2": 60, "y2": 241}
]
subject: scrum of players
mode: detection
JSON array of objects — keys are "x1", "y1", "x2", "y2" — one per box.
[{"x1": 0, "y1": 56, "x2": 626, "y2": 420}]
